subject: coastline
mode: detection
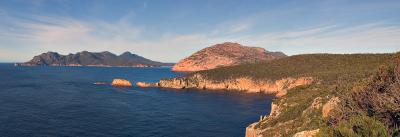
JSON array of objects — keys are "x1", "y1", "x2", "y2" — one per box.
[
  {"x1": 136, "y1": 74, "x2": 314, "y2": 97},
  {"x1": 14, "y1": 63, "x2": 173, "y2": 68}
]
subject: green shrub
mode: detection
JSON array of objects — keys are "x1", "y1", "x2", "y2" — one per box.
[
  {"x1": 321, "y1": 53, "x2": 400, "y2": 136},
  {"x1": 328, "y1": 115, "x2": 388, "y2": 137},
  {"x1": 194, "y1": 54, "x2": 393, "y2": 83}
]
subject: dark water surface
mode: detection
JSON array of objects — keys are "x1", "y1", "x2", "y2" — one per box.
[{"x1": 0, "y1": 63, "x2": 272, "y2": 137}]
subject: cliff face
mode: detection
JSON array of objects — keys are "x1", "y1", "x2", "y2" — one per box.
[
  {"x1": 172, "y1": 42, "x2": 286, "y2": 72},
  {"x1": 245, "y1": 98, "x2": 324, "y2": 137},
  {"x1": 137, "y1": 74, "x2": 313, "y2": 97},
  {"x1": 17, "y1": 51, "x2": 172, "y2": 67},
  {"x1": 245, "y1": 102, "x2": 283, "y2": 137}
]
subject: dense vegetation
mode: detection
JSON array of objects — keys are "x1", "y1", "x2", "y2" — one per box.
[
  {"x1": 197, "y1": 54, "x2": 393, "y2": 82},
  {"x1": 320, "y1": 58, "x2": 400, "y2": 136},
  {"x1": 192, "y1": 53, "x2": 399, "y2": 136}
]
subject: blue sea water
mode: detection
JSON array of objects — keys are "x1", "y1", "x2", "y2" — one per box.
[{"x1": 0, "y1": 63, "x2": 272, "y2": 137}]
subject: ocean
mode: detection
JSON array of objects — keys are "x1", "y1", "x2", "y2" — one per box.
[{"x1": 0, "y1": 63, "x2": 272, "y2": 137}]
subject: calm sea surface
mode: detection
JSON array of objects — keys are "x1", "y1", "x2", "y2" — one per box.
[{"x1": 0, "y1": 63, "x2": 272, "y2": 137}]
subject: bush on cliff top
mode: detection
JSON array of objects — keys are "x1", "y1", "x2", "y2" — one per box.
[
  {"x1": 196, "y1": 54, "x2": 393, "y2": 83},
  {"x1": 322, "y1": 56, "x2": 400, "y2": 136},
  {"x1": 319, "y1": 115, "x2": 389, "y2": 137}
]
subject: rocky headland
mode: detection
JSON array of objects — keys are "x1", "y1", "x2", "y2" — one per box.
[
  {"x1": 172, "y1": 42, "x2": 286, "y2": 72},
  {"x1": 136, "y1": 74, "x2": 313, "y2": 97},
  {"x1": 16, "y1": 51, "x2": 173, "y2": 67},
  {"x1": 138, "y1": 53, "x2": 398, "y2": 136}
]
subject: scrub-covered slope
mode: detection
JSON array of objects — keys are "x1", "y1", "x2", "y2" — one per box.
[{"x1": 243, "y1": 53, "x2": 398, "y2": 137}]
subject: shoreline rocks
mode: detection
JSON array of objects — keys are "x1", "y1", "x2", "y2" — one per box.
[
  {"x1": 245, "y1": 122, "x2": 263, "y2": 137},
  {"x1": 136, "y1": 74, "x2": 313, "y2": 97},
  {"x1": 111, "y1": 79, "x2": 132, "y2": 87},
  {"x1": 136, "y1": 82, "x2": 158, "y2": 87}
]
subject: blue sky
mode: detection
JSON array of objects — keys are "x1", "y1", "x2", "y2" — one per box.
[{"x1": 0, "y1": 0, "x2": 399, "y2": 62}]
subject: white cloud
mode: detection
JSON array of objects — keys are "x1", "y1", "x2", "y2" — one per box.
[
  {"x1": 240, "y1": 23, "x2": 400, "y2": 55},
  {"x1": 0, "y1": 13, "x2": 211, "y2": 62},
  {"x1": 0, "y1": 13, "x2": 144, "y2": 59},
  {"x1": 0, "y1": 12, "x2": 399, "y2": 62},
  {"x1": 230, "y1": 22, "x2": 253, "y2": 33}
]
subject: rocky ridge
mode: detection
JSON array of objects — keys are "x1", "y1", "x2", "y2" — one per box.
[{"x1": 17, "y1": 51, "x2": 173, "y2": 67}]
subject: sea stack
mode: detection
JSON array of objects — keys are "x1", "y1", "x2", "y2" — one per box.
[
  {"x1": 111, "y1": 79, "x2": 133, "y2": 87},
  {"x1": 172, "y1": 42, "x2": 286, "y2": 72}
]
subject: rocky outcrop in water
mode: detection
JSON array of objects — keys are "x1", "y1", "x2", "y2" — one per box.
[
  {"x1": 111, "y1": 79, "x2": 132, "y2": 87},
  {"x1": 136, "y1": 74, "x2": 313, "y2": 97},
  {"x1": 136, "y1": 82, "x2": 158, "y2": 87},
  {"x1": 17, "y1": 51, "x2": 173, "y2": 67},
  {"x1": 172, "y1": 42, "x2": 286, "y2": 72}
]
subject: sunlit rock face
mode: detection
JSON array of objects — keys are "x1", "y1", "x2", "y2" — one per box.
[
  {"x1": 111, "y1": 79, "x2": 132, "y2": 87},
  {"x1": 136, "y1": 74, "x2": 313, "y2": 97},
  {"x1": 172, "y1": 42, "x2": 286, "y2": 72}
]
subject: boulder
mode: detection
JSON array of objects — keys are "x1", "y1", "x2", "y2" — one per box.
[{"x1": 322, "y1": 97, "x2": 340, "y2": 118}]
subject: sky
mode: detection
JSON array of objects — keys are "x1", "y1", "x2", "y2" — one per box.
[{"x1": 0, "y1": 0, "x2": 399, "y2": 62}]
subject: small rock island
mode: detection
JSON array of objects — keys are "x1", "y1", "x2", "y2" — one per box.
[{"x1": 111, "y1": 79, "x2": 133, "y2": 87}]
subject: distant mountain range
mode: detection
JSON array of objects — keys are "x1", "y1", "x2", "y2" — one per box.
[{"x1": 16, "y1": 51, "x2": 174, "y2": 67}]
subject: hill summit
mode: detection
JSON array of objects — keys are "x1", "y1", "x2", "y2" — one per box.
[{"x1": 172, "y1": 42, "x2": 286, "y2": 72}]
